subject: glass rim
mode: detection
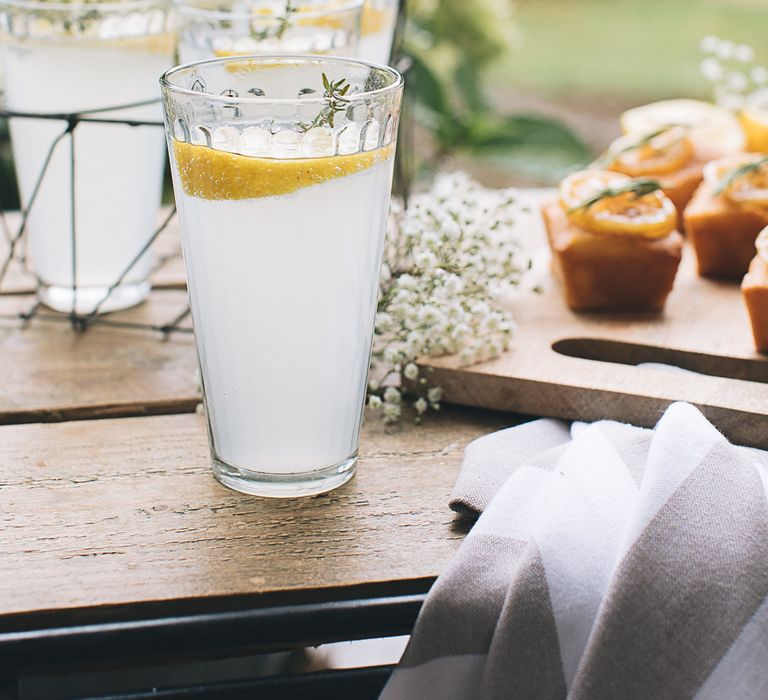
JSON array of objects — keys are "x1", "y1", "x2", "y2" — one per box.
[
  {"x1": 160, "y1": 54, "x2": 404, "y2": 107},
  {"x1": 173, "y1": 0, "x2": 363, "y2": 22},
  {"x1": 0, "y1": 0, "x2": 165, "y2": 11}
]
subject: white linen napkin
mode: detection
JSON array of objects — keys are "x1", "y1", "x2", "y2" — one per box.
[{"x1": 381, "y1": 402, "x2": 768, "y2": 700}]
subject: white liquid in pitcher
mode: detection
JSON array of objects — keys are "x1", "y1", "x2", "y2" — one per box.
[{"x1": 1, "y1": 36, "x2": 172, "y2": 312}]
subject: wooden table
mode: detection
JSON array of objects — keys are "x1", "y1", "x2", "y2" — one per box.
[{"x1": 0, "y1": 284, "x2": 515, "y2": 698}]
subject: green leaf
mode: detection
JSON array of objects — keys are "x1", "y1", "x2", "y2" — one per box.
[
  {"x1": 453, "y1": 61, "x2": 490, "y2": 115},
  {"x1": 467, "y1": 114, "x2": 592, "y2": 160},
  {"x1": 406, "y1": 52, "x2": 450, "y2": 117}
]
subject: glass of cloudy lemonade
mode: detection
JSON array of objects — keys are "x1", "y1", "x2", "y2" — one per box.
[
  {"x1": 175, "y1": 0, "x2": 363, "y2": 64},
  {"x1": 358, "y1": 0, "x2": 396, "y2": 65},
  {"x1": 161, "y1": 55, "x2": 402, "y2": 497},
  {"x1": 0, "y1": 0, "x2": 173, "y2": 313}
]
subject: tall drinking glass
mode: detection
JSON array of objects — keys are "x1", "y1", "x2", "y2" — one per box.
[
  {"x1": 358, "y1": 0, "x2": 397, "y2": 65},
  {"x1": 161, "y1": 55, "x2": 403, "y2": 496},
  {"x1": 175, "y1": 0, "x2": 363, "y2": 63},
  {"x1": 0, "y1": 0, "x2": 173, "y2": 313}
]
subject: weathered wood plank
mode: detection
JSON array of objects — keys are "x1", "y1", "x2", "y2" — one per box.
[
  {"x1": 0, "y1": 407, "x2": 511, "y2": 626},
  {"x1": 0, "y1": 290, "x2": 199, "y2": 423}
]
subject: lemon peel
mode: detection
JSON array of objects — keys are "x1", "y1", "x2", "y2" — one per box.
[{"x1": 174, "y1": 140, "x2": 394, "y2": 200}]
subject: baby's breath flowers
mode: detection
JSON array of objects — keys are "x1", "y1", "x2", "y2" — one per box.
[
  {"x1": 368, "y1": 171, "x2": 532, "y2": 423},
  {"x1": 699, "y1": 36, "x2": 768, "y2": 111}
]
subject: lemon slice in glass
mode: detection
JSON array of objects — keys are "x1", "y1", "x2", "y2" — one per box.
[
  {"x1": 173, "y1": 140, "x2": 394, "y2": 200},
  {"x1": 620, "y1": 99, "x2": 745, "y2": 155}
]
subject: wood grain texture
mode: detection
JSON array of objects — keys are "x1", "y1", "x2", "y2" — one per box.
[
  {"x1": 422, "y1": 191, "x2": 768, "y2": 448},
  {"x1": 0, "y1": 407, "x2": 510, "y2": 627},
  {"x1": 0, "y1": 208, "x2": 186, "y2": 294},
  {"x1": 0, "y1": 291, "x2": 198, "y2": 423}
]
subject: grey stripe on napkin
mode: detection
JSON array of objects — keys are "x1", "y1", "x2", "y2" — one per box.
[{"x1": 382, "y1": 402, "x2": 768, "y2": 700}]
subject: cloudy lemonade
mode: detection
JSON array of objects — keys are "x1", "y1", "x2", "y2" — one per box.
[
  {"x1": 358, "y1": 0, "x2": 396, "y2": 64},
  {"x1": 171, "y1": 139, "x2": 395, "y2": 477},
  {"x1": 0, "y1": 26, "x2": 172, "y2": 312},
  {"x1": 175, "y1": 0, "x2": 363, "y2": 63}
]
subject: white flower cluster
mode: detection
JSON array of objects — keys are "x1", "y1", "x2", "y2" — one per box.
[
  {"x1": 699, "y1": 35, "x2": 768, "y2": 112},
  {"x1": 368, "y1": 171, "x2": 531, "y2": 423}
]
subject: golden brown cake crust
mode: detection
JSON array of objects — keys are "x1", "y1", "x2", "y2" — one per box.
[
  {"x1": 542, "y1": 200, "x2": 683, "y2": 312},
  {"x1": 684, "y1": 180, "x2": 768, "y2": 280},
  {"x1": 742, "y1": 255, "x2": 768, "y2": 352}
]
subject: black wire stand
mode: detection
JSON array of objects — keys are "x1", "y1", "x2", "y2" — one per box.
[
  {"x1": 0, "y1": 0, "x2": 410, "y2": 339},
  {"x1": 0, "y1": 97, "x2": 193, "y2": 337}
]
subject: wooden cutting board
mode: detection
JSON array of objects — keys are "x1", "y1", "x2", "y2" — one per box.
[{"x1": 421, "y1": 190, "x2": 768, "y2": 449}]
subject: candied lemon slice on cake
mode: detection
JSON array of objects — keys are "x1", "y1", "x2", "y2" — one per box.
[
  {"x1": 704, "y1": 153, "x2": 768, "y2": 207},
  {"x1": 740, "y1": 108, "x2": 768, "y2": 153},
  {"x1": 620, "y1": 99, "x2": 745, "y2": 155},
  {"x1": 560, "y1": 170, "x2": 677, "y2": 238},
  {"x1": 604, "y1": 126, "x2": 693, "y2": 176},
  {"x1": 559, "y1": 170, "x2": 627, "y2": 213},
  {"x1": 173, "y1": 140, "x2": 393, "y2": 200}
]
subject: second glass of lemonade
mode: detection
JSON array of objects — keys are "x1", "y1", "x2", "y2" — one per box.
[
  {"x1": 161, "y1": 56, "x2": 403, "y2": 496},
  {"x1": 175, "y1": 0, "x2": 363, "y2": 63},
  {"x1": 358, "y1": 0, "x2": 397, "y2": 65},
  {"x1": 0, "y1": 0, "x2": 174, "y2": 313}
]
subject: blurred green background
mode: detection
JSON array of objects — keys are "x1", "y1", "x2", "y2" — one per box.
[
  {"x1": 497, "y1": 0, "x2": 768, "y2": 100},
  {"x1": 407, "y1": 0, "x2": 768, "y2": 185}
]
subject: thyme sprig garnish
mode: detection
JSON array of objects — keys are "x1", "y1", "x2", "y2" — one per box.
[
  {"x1": 568, "y1": 179, "x2": 663, "y2": 214},
  {"x1": 300, "y1": 73, "x2": 352, "y2": 131},
  {"x1": 595, "y1": 124, "x2": 685, "y2": 167},
  {"x1": 714, "y1": 155, "x2": 768, "y2": 196},
  {"x1": 251, "y1": 0, "x2": 297, "y2": 41}
]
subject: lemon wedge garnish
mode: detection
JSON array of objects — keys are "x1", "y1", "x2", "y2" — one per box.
[
  {"x1": 704, "y1": 153, "x2": 768, "y2": 208},
  {"x1": 173, "y1": 140, "x2": 394, "y2": 200},
  {"x1": 620, "y1": 99, "x2": 745, "y2": 155},
  {"x1": 604, "y1": 126, "x2": 693, "y2": 176},
  {"x1": 559, "y1": 169, "x2": 677, "y2": 238}
]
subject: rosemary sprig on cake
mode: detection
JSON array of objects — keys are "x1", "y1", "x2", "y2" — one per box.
[
  {"x1": 714, "y1": 155, "x2": 768, "y2": 196},
  {"x1": 568, "y1": 179, "x2": 664, "y2": 214},
  {"x1": 595, "y1": 125, "x2": 685, "y2": 167}
]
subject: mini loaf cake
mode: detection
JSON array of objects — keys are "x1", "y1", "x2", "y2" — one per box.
[
  {"x1": 684, "y1": 154, "x2": 768, "y2": 279},
  {"x1": 542, "y1": 170, "x2": 683, "y2": 312},
  {"x1": 742, "y1": 226, "x2": 768, "y2": 352}
]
